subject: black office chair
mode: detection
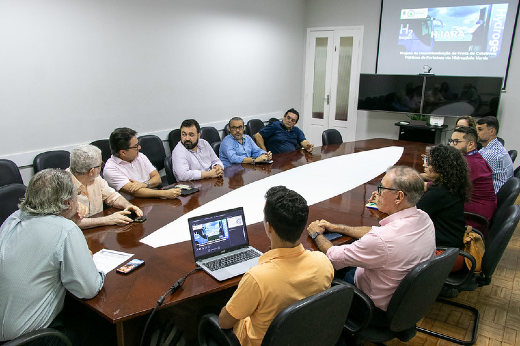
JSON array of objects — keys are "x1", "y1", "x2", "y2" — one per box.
[
  {"x1": 508, "y1": 149, "x2": 517, "y2": 163},
  {"x1": 198, "y1": 283, "x2": 354, "y2": 346},
  {"x1": 222, "y1": 124, "x2": 231, "y2": 140},
  {"x1": 342, "y1": 248, "x2": 459, "y2": 344},
  {"x1": 137, "y1": 135, "x2": 167, "y2": 172},
  {"x1": 322, "y1": 129, "x2": 343, "y2": 146},
  {"x1": 419, "y1": 205, "x2": 520, "y2": 345},
  {"x1": 515, "y1": 165, "x2": 520, "y2": 178},
  {"x1": 0, "y1": 183, "x2": 26, "y2": 226},
  {"x1": 164, "y1": 155, "x2": 176, "y2": 185},
  {"x1": 3, "y1": 328, "x2": 72, "y2": 346},
  {"x1": 497, "y1": 137, "x2": 505, "y2": 146},
  {"x1": 464, "y1": 177, "x2": 520, "y2": 240},
  {"x1": 33, "y1": 150, "x2": 70, "y2": 174},
  {"x1": 246, "y1": 119, "x2": 264, "y2": 138},
  {"x1": 168, "y1": 129, "x2": 181, "y2": 152},
  {"x1": 0, "y1": 159, "x2": 23, "y2": 187},
  {"x1": 200, "y1": 127, "x2": 221, "y2": 146},
  {"x1": 268, "y1": 117, "x2": 279, "y2": 124},
  {"x1": 211, "y1": 142, "x2": 221, "y2": 157},
  {"x1": 90, "y1": 139, "x2": 112, "y2": 164}
]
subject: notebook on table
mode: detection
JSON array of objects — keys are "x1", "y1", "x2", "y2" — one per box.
[{"x1": 188, "y1": 207, "x2": 263, "y2": 281}]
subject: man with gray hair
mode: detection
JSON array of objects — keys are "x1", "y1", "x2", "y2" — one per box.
[
  {"x1": 68, "y1": 144, "x2": 143, "y2": 229},
  {"x1": 219, "y1": 117, "x2": 272, "y2": 168},
  {"x1": 307, "y1": 166, "x2": 436, "y2": 312},
  {"x1": 0, "y1": 169, "x2": 106, "y2": 343}
]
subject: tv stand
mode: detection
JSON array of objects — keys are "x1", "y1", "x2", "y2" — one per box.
[{"x1": 395, "y1": 122, "x2": 448, "y2": 144}]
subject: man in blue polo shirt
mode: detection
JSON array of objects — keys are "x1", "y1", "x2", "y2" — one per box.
[{"x1": 254, "y1": 108, "x2": 314, "y2": 155}]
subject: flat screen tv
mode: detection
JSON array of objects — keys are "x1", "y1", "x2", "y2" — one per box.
[
  {"x1": 357, "y1": 74, "x2": 425, "y2": 113},
  {"x1": 422, "y1": 75, "x2": 503, "y2": 117}
]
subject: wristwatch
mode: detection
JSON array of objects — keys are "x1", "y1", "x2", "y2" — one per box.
[
  {"x1": 311, "y1": 232, "x2": 321, "y2": 240},
  {"x1": 144, "y1": 181, "x2": 150, "y2": 188}
]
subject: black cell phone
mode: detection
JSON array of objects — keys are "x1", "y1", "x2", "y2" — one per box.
[
  {"x1": 129, "y1": 210, "x2": 147, "y2": 223},
  {"x1": 116, "y1": 259, "x2": 145, "y2": 274},
  {"x1": 324, "y1": 232, "x2": 342, "y2": 241}
]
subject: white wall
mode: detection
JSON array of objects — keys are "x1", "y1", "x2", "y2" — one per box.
[
  {"x1": 0, "y1": 0, "x2": 306, "y2": 171},
  {"x1": 305, "y1": 0, "x2": 520, "y2": 171}
]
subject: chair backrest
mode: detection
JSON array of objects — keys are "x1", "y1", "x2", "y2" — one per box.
[
  {"x1": 515, "y1": 165, "x2": 520, "y2": 179},
  {"x1": 164, "y1": 155, "x2": 176, "y2": 185},
  {"x1": 322, "y1": 129, "x2": 343, "y2": 146},
  {"x1": 0, "y1": 159, "x2": 23, "y2": 187},
  {"x1": 138, "y1": 135, "x2": 166, "y2": 171},
  {"x1": 386, "y1": 248, "x2": 459, "y2": 332},
  {"x1": 33, "y1": 150, "x2": 70, "y2": 173},
  {"x1": 268, "y1": 117, "x2": 279, "y2": 124},
  {"x1": 200, "y1": 127, "x2": 221, "y2": 146},
  {"x1": 90, "y1": 139, "x2": 112, "y2": 164},
  {"x1": 508, "y1": 149, "x2": 517, "y2": 163},
  {"x1": 222, "y1": 124, "x2": 231, "y2": 140},
  {"x1": 497, "y1": 137, "x2": 505, "y2": 146},
  {"x1": 3, "y1": 328, "x2": 72, "y2": 346},
  {"x1": 480, "y1": 205, "x2": 520, "y2": 284},
  {"x1": 168, "y1": 129, "x2": 182, "y2": 152},
  {"x1": 0, "y1": 184, "x2": 26, "y2": 226},
  {"x1": 495, "y1": 177, "x2": 520, "y2": 216},
  {"x1": 246, "y1": 119, "x2": 265, "y2": 138},
  {"x1": 261, "y1": 284, "x2": 353, "y2": 346},
  {"x1": 211, "y1": 142, "x2": 221, "y2": 157}
]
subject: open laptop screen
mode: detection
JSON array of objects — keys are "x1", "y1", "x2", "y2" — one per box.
[{"x1": 188, "y1": 207, "x2": 250, "y2": 261}]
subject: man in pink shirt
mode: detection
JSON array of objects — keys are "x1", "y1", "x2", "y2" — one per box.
[
  {"x1": 307, "y1": 166, "x2": 436, "y2": 312},
  {"x1": 103, "y1": 127, "x2": 181, "y2": 199}
]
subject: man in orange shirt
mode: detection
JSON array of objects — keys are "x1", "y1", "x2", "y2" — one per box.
[{"x1": 218, "y1": 186, "x2": 334, "y2": 346}]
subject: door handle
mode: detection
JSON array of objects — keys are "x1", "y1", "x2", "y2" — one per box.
[{"x1": 324, "y1": 95, "x2": 330, "y2": 105}]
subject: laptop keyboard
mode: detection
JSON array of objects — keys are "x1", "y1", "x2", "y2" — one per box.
[{"x1": 204, "y1": 249, "x2": 260, "y2": 271}]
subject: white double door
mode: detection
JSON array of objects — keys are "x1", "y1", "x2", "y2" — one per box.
[{"x1": 303, "y1": 27, "x2": 363, "y2": 146}]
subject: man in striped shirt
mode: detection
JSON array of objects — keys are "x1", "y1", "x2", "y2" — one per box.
[{"x1": 477, "y1": 116, "x2": 513, "y2": 193}]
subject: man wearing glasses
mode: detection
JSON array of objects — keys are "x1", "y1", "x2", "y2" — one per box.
[
  {"x1": 104, "y1": 127, "x2": 181, "y2": 199},
  {"x1": 449, "y1": 126, "x2": 496, "y2": 226},
  {"x1": 219, "y1": 117, "x2": 272, "y2": 168},
  {"x1": 254, "y1": 108, "x2": 314, "y2": 155},
  {"x1": 307, "y1": 166, "x2": 436, "y2": 313}
]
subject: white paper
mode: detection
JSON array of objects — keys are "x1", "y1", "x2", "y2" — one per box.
[
  {"x1": 140, "y1": 146, "x2": 404, "y2": 248},
  {"x1": 93, "y1": 249, "x2": 134, "y2": 274}
]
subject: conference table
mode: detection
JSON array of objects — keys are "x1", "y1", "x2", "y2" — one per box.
[{"x1": 81, "y1": 138, "x2": 430, "y2": 346}]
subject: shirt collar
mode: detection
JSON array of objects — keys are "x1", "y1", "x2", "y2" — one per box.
[
  {"x1": 379, "y1": 206, "x2": 419, "y2": 226},
  {"x1": 66, "y1": 168, "x2": 87, "y2": 194},
  {"x1": 258, "y1": 243, "x2": 305, "y2": 265}
]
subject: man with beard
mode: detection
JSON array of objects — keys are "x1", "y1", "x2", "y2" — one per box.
[
  {"x1": 104, "y1": 127, "x2": 181, "y2": 199},
  {"x1": 449, "y1": 126, "x2": 496, "y2": 227},
  {"x1": 172, "y1": 119, "x2": 224, "y2": 181}
]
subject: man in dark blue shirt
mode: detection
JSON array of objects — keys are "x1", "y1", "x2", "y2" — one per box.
[{"x1": 254, "y1": 108, "x2": 314, "y2": 155}]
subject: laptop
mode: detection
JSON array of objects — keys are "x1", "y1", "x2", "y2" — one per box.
[{"x1": 188, "y1": 207, "x2": 263, "y2": 281}]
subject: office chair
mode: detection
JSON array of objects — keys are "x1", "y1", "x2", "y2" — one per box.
[
  {"x1": 198, "y1": 283, "x2": 354, "y2": 346},
  {"x1": 246, "y1": 119, "x2": 264, "y2": 138},
  {"x1": 464, "y1": 177, "x2": 520, "y2": 240},
  {"x1": 322, "y1": 129, "x2": 343, "y2": 146},
  {"x1": 418, "y1": 205, "x2": 520, "y2": 345},
  {"x1": 342, "y1": 248, "x2": 459, "y2": 344},
  {"x1": 211, "y1": 142, "x2": 221, "y2": 157},
  {"x1": 200, "y1": 127, "x2": 221, "y2": 146},
  {"x1": 167, "y1": 129, "x2": 181, "y2": 152},
  {"x1": 497, "y1": 137, "x2": 505, "y2": 146},
  {"x1": 3, "y1": 328, "x2": 72, "y2": 346},
  {"x1": 508, "y1": 149, "x2": 517, "y2": 163},
  {"x1": 222, "y1": 124, "x2": 231, "y2": 140},
  {"x1": 138, "y1": 135, "x2": 167, "y2": 172},
  {"x1": 33, "y1": 150, "x2": 70, "y2": 174},
  {"x1": 268, "y1": 117, "x2": 279, "y2": 124},
  {"x1": 0, "y1": 159, "x2": 23, "y2": 187},
  {"x1": 164, "y1": 155, "x2": 176, "y2": 185},
  {"x1": 515, "y1": 165, "x2": 520, "y2": 179},
  {"x1": 90, "y1": 139, "x2": 112, "y2": 164},
  {"x1": 0, "y1": 184, "x2": 26, "y2": 226}
]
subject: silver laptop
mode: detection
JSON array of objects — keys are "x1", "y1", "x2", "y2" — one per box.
[{"x1": 188, "y1": 207, "x2": 263, "y2": 281}]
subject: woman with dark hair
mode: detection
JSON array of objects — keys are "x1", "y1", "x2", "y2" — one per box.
[{"x1": 417, "y1": 145, "x2": 471, "y2": 250}]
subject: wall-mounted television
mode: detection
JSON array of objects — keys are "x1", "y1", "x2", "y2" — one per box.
[{"x1": 357, "y1": 73, "x2": 503, "y2": 118}]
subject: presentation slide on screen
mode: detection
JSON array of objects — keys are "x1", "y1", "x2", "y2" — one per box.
[{"x1": 377, "y1": 0, "x2": 518, "y2": 79}]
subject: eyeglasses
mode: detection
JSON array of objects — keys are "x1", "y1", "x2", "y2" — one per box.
[
  {"x1": 448, "y1": 139, "x2": 468, "y2": 145},
  {"x1": 127, "y1": 144, "x2": 140, "y2": 150},
  {"x1": 377, "y1": 183, "x2": 407, "y2": 196},
  {"x1": 284, "y1": 115, "x2": 298, "y2": 123},
  {"x1": 230, "y1": 125, "x2": 244, "y2": 131}
]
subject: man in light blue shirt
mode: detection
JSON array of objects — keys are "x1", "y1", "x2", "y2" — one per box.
[
  {"x1": 477, "y1": 116, "x2": 514, "y2": 193},
  {"x1": 172, "y1": 119, "x2": 224, "y2": 181},
  {"x1": 219, "y1": 117, "x2": 272, "y2": 168}
]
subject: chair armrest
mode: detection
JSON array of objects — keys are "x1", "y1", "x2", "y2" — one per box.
[
  {"x1": 437, "y1": 247, "x2": 477, "y2": 289},
  {"x1": 464, "y1": 212, "x2": 489, "y2": 235},
  {"x1": 198, "y1": 314, "x2": 240, "y2": 346},
  {"x1": 3, "y1": 328, "x2": 72, "y2": 346},
  {"x1": 332, "y1": 279, "x2": 374, "y2": 334}
]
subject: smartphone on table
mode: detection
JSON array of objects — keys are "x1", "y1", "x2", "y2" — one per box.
[{"x1": 116, "y1": 259, "x2": 145, "y2": 274}]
